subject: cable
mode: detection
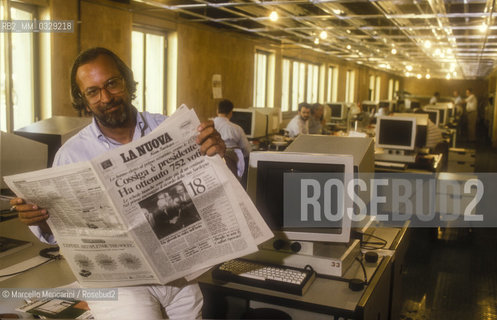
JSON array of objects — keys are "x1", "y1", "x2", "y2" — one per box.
[
  {"x1": 355, "y1": 256, "x2": 368, "y2": 284},
  {"x1": 359, "y1": 232, "x2": 388, "y2": 250}
]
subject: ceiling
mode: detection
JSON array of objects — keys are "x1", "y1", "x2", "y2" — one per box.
[{"x1": 132, "y1": 0, "x2": 497, "y2": 80}]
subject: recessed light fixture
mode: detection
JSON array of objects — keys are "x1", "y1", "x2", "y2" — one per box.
[
  {"x1": 406, "y1": 65, "x2": 413, "y2": 71},
  {"x1": 479, "y1": 23, "x2": 488, "y2": 32},
  {"x1": 446, "y1": 73, "x2": 451, "y2": 79},
  {"x1": 314, "y1": 38, "x2": 320, "y2": 45},
  {"x1": 269, "y1": 10, "x2": 279, "y2": 22},
  {"x1": 346, "y1": 45, "x2": 351, "y2": 50},
  {"x1": 417, "y1": 74, "x2": 422, "y2": 79},
  {"x1": 319, "y1": 30, "x2": 327, "y2": 39},
  {"x1": 391, "y1": 48, "x2": 397, "y2": 54},
  {"x1": 424, "y1": 40, "x2": 432, "y2": 49},
  {"x1": 426, "y1": 74, "x2": 431, "y2": 79}
]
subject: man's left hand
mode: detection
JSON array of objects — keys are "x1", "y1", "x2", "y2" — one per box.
[{"x1": 196, "y1": 120, "x2": 226, "y2": 157}]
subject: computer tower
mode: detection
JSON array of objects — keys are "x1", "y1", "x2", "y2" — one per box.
[{"x1": 284, "y1": 135, "x2": 375, "y2": 173}]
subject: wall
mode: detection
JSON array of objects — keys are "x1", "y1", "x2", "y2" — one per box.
[
  {"x1": 176, "y1": 23, "x2": 257, "y2": 121},
  {"x1": 403, "y1": 78, "x2": 488, "y2": 101}
]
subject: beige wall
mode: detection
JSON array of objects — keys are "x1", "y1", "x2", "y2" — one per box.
[
  {"x1": 176, "y1": 23, "x2": 256, "y2": 121},
  {"x1": 49, "y1": 0, "x2": 79, "y2": 116}
]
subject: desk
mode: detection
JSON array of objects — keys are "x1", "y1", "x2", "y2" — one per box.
[
  {"x1": 375, "y1": 153, "x2": 443, "y2": 173},
  {"x1": 199, "y1": 225, "x2": 409, "y2": 319},
  {"x1": 0, "y1": 219, "x2": 76, "y2": 317}
]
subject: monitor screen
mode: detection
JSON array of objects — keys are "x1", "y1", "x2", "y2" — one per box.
[
  {"x1": 438, "y1": 108, "x2": 446, "y2": 125},
  {"x1": 362, "y1": 102, "x2": 377, "y2": 115},
  {"x1": 328, "y1": 103, "x2": 345, "y2": 120},
  {"x1": 422, "y1": 109, "x2": 440, "y2": 126},
  {"x1": 425, "y1": 107, "x2": 444, "y2": 126},
  {"x1": 230, "y1": 110, "x2": 252, "y2": 135},
  {"x1": 247, "y1": 152, "x2": 353, "y2": 243},
  {"x1": 376, "y1": 116, "x2": 417, "y2": 150}
]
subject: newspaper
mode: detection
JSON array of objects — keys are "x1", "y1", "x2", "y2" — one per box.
[{"x1": 4, "y1": 105, "x2": 273, "y2": 287}]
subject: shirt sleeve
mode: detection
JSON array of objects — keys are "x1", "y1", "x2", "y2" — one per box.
[
  {"x1": 237, "y1": 127, "x2": 252, "y2": 157},
  {"x1": 29, "y1": 225, "x2": 57, "y2": 244}
]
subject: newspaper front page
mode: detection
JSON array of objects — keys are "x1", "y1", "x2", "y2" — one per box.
[{"x1": 5, "y1": 105, "x2": 272, "y2": 287}]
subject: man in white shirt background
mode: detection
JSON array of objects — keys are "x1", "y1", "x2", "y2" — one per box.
[
  {"x1": 465, "y1": 88, "x2": 478, "y2": 142},
  {"x1": 430, "y1": 92, "x2": 440, "y2": 105},
  {"x1": 213, "y1": 99, "x2": 251, "y2": 179},
  {"x1": 285, "y1": 102, "x2": 311, "y2": 138}
]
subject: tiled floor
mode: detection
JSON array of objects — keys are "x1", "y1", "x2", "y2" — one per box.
[{"x1": 399, "y1": 121, "x2": 497, "y2": 320}]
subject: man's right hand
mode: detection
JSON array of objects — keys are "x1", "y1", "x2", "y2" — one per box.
[{"x1": 10, "y1": 197, "x2": 52, "y2": 234}]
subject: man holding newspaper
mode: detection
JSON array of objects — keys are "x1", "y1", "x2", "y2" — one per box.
[{"x1": 10, "y1": 47, "x2": 227, "y2": 319}]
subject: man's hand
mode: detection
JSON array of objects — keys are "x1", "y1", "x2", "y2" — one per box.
[
  {"x1": 10, "y1": 197, "x2": 52, "y2": 234},
  {"x1": 196, "y1": 120, "x2": 226, "y2": 157}
]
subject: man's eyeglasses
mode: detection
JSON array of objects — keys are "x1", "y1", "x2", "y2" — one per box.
[{"x1": 82, "y1": 77, "x2": 125, "y2": 104}]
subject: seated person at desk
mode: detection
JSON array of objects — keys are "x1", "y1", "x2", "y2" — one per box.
[
  {"x1": 213, "y1": 99, "x2": 251, "y2": 178},
  {"x1": 309, "y1": 103, "x2": 325, "y2": 134},
  {"x1": 10, "y1": 47, "x2": 226, "y2": 320},
  {"x1": 286, "y1": 102, "x2": 310, "y2": 137}
]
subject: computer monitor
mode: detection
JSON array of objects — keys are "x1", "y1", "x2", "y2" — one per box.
[
  {"x1": 247, "y1": 151, "x2": 353, "y2": 243},
  {"x1": 327, "y1": 103, "x2": 347, "y2": 120},
  {"x1": 426, "y1": 106, "x2": 447, "y2": 126},
  {"x1": 1, "y1": 131, "x2": 48, "y2": 190},
  {"x1": 257, "y1": 107, "x2": 282, "y2": 135},
  {"x1": 419, "y1": 109, "x2": 440, "y2": 126},
  {"x1": 375, "y1": 116, "x2": 417, "y2": 151},
  {"x1": 392, "y1": 113, "x2": 428, "y2": 148},
  {"x1": 361, "y1": 101, "x2": 378, "y2": 116},
  {"x1": 410, "y1": 101, "x2": 421, "y2": 109},
  {"x1": 230, "y1": 108, "x2": 268, "y2": 139}
]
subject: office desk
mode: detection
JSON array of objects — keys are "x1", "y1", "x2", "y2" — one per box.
[
  {"x1": 375, "y1": 153, "x2": 443, "y2": 173},
  {"x1": 199, "y1": 226, "x2": 409, "y2": 319}
]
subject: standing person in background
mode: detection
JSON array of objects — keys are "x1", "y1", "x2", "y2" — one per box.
[
  {"x1": 430, "y1": 92, "x2": 440, "y2": 105},
  {"x1": 285, "y1": 102, "x2": 311, "y2": 137},
  {"x1": 453, "y1": 90, "x2": 463, "y2": 119},
  {"x1": 308, "y1": 103, "x2": 325, "y2": 134},
  {"x1": 465, "y1": 88, "x2": 478, "y2": 142},
  {"x1": 213, "y1": 99, "x2": 251, "y2": 178}
]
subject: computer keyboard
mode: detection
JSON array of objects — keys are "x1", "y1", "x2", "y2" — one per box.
[{"x1": 211, "y1": 258, "x2": 316, "y2": 296}]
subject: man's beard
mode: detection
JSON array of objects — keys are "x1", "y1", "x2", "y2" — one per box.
[{"x1": 94, "y1": 99, "x2": 134, "y2": 128}]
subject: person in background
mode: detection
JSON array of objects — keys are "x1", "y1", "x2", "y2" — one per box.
[
  {"x1": 430, "y1": 92, "x2": 440, "y2": 105},
  {"x1": 308, "y1": 103, "x2": 325, "y2": 134},
  {"x1": 11, "y1": 47, "x2": 226, "y2": 319},
  {"x1": 453, "y1": 90, "x2": 463, "y2": 119},
  {"x1": 286, "y1": 102, "x2": 311, "y2": 137},
  {"x1": 213, "y1": 99, "x2": 251, "y2": 178},
  {"x1": 465, "y1": 88, "x2": 478, "y2": 142}
]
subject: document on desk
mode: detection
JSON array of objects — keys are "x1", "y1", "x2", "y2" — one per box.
[{"x1": 4, "y1": 105, "x2": 272, "y2": 288}]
